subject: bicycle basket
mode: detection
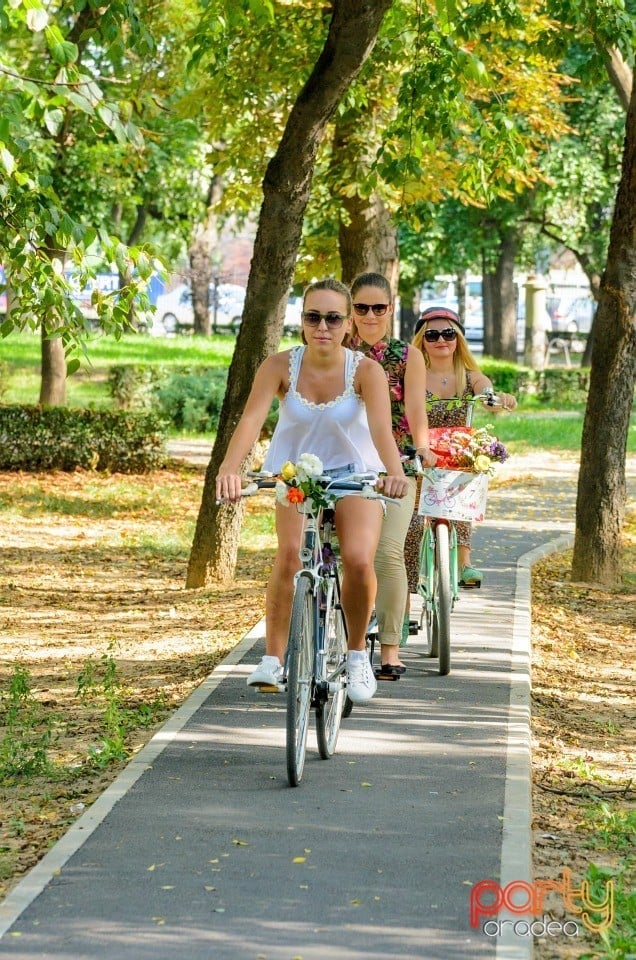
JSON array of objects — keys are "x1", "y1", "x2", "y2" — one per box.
[{"x1": 417, "y1": 467, "x2": 488, "y2": 521}]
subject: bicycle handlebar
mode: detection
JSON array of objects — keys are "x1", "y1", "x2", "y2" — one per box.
[{"x1": 217, "y1": 473, "x2": 402, "y2": 505}]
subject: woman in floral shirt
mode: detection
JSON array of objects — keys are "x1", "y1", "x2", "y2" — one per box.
[{"x1": 350, "y1": 272, "x2": 436, "y2": 679}]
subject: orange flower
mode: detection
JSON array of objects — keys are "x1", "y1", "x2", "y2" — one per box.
[{"x1": 286, "y1": 486, "x2": 305, "y2": 504}]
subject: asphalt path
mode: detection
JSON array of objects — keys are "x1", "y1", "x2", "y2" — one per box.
[{"x1": 0, "y1": 453, "x2": 632, "y2": 960}]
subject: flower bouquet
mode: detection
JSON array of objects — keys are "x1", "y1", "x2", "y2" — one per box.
[
  {"x1": 274, "y1": 453, "x2": 332, "y2": 511},
  {"x1": 428, "y1": 426, "x2": 508, "y2": 476}
]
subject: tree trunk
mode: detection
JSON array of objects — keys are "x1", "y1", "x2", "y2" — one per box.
[
  {"x1": 186, "y1": 0, "x2": 392, "y2": 587},
  {"x1": 482, "y1": 268, "x2": 495, "y2": 356},
  {"x1": 456, "y1": 270, "x2": 467, "y2": 326},
  {"x1": 491, "y1": 231, "x2": 519, "y2": 361},
  {"x1": 190, "y1": 175, "x2": 224, "y2": 336},
  {"x1": 39, "y1": 326, "x2": 67, "y2": 405},
  {"x1": 339, "y1": 193, "x2": 398, "y2": 288},
  {"x1": 571, "y1": 78, "x2": 636, "y2": 586},
  {"x1": 399, "y1": 287, "x2": 420, "y2": 342},
  {"x1": 39, "y1": 245, "x2": 67, "y2": 405}
]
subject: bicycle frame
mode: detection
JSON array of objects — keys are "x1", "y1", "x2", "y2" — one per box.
[{"x1": 289, "y1": 503, "x2": 347, "y2": 699}]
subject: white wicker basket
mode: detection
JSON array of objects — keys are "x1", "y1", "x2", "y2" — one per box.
[{"x1": 417, "y1": 468, "x2": 489, "y2": 522}]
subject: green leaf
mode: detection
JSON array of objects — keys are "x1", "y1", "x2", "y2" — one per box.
[{"x1": 43, "y1": 108, "x2": 64, "y2": 136}]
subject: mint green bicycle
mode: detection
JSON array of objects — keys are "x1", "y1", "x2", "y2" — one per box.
[{"x1": 412, "y1": 389, "x2": 504, "y2": 676}]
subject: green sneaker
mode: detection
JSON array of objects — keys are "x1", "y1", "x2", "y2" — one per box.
[{"x1": 459, "y1": 565, "x2": 483, "y2": 587}]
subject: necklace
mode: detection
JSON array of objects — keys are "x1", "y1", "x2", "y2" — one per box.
[{"x1": 441, "y1": 377, "x2": 448, "y2": 385}]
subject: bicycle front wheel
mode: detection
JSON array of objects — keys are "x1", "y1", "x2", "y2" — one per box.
[
  {"x1": 316, "y1": 577, "x2": 347, "y2": 759},
  {"x1": 418, "y1": 527, "x2": 438, "y2": 658},
  {"x1": 435, "y1": 523, "x2": 452, "y2": 676},
  {"x1": 286, "y1": 575, "x2": 314, "y2": 786}
]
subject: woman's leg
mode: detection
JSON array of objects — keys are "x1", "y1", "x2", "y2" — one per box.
[
  {"x1": 373, "y1": 477, "x2": 417, "y2": 666},
  {"x1": 335, "y1": 497, "x2": 383, "y2": 649},
  {"x1": 263, "y1": 503, "x2": 305, "y2": 661},
  {"x1": 456, "y1": 522, "x2": 481, "y2": 583}
]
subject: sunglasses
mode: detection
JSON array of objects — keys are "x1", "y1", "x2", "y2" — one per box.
[
  {"x1": 423, "y1": 328, "x2": 458, "y2": 342},
  {"x1": 353, "y1": 303, "x2": 389, "y2": 316},
  {"x1": 302, "y1": 311, "x2": 347, "y2": 327}
]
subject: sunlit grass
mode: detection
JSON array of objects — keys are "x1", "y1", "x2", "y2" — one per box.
[{"x1": 2, "y1": 331, "x2": 634, "y2": 453}]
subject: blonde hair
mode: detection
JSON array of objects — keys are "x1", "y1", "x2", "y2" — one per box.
[{"x1": 412, "y1": 319, "x2": 482, "y2": 397}]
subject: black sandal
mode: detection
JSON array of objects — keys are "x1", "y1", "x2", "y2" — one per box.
[{"x1": 374, "y1": 664, "x2": 406, "y2": 681}]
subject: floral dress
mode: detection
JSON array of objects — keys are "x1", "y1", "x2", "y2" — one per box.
[
  {"x1": 404, "y1": 375, "x2": 475, "y2": 591},
  {"x1": 349, "y1": 335, "x2": 418, "y2": 476}
]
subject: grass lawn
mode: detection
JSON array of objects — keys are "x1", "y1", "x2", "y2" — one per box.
[{"x1": 2, "y1": 331, "x2": 634, "y2": 453}]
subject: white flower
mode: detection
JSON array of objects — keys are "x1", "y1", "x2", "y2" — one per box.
[
  {"x1": 295, "y1": 452, "x2": 323, "y2": 482},
  {"x1": 274, "y1": 480, "x2": 290, "y2": 506}
]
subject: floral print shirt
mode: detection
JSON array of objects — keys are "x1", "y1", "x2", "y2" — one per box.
[{"x1": 350, "y1": 335, "x2": 416, "y2": 475}]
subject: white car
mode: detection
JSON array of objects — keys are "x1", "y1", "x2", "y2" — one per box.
[{"x1": 152, "y1": 283, "x2": 245, "y2": 334}]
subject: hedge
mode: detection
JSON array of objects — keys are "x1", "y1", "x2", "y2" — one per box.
[{"x1": 0, "y1": 406, "x2": 167, "y2": 472}]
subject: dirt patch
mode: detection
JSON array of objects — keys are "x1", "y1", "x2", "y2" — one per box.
[{"x1": 530, "y1": 547, "x2": 635, "y2": 959}]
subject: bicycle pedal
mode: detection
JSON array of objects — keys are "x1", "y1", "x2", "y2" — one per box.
[{"x1": 408, "y1": 620, "x2": 419, "y2": 635}]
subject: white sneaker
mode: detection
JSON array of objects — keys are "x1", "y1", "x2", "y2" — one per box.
[
  {"x1": 247, "y1": 656, "x2": 283, "y2": 689},
  {"x1": 346, "y1": 655, "x2": 377, "y2": 703}
]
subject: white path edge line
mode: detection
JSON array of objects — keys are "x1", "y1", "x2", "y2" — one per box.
[
  {"x1": 495, "y1": 533, "x2": 574, "y2": 960},
  {"x1": 0, "y1": 619, "x2": 266, "y2": 937}
]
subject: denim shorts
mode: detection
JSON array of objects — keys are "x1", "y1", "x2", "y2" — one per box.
[{"x1": 324, "y1": 463, "x2": 358, "y2": 480}]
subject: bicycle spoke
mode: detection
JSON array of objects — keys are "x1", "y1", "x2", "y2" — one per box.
[
  {"x1": 286, "y1": 576, "x2": 314, "y2": 786},
  {"x1": 316, "y1": 577, "x2": 347, "y2": 758}
]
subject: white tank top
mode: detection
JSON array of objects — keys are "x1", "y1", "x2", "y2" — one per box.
[{"x1": 262, "y1": 346, "x2": 384, "y2": 475}]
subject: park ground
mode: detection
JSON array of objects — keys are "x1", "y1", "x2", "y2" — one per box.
[{"x1": 0, "y1": 456, "x2": 634, "y2": 959}]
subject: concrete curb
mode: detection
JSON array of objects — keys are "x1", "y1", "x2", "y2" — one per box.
[{"x1": 495, "y1": 534, "x2": 574, "y2": 960}]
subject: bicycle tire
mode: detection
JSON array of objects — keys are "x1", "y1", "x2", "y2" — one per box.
[
  {"x1": 286, "y1": 575, "x2": 314, "y2": 786},
  {"x1": 435, "y1": 523, "x2": 452, "y2": 675},
  {"x1": 315, "y1": 578, "x2": 347, "y2": 759},
  {"x1": 419, "y1": 527, "x2": 438, "y2": 658}
]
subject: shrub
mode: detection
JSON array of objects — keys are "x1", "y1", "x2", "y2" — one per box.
[
  {"x1": 0, "y1": 406, "x2": 167, "y2": 472},
  {"x1": 107, "y1": 365, "x2": 163, "y2": 411},
  {"x1": 480, "y1": 360, "x2": 531, "y2": 396},
  {"x1": 154, "y1": 368, "x2": 228, "y2": 432},
  {"x1": 480, "y1": 360, "x2": 591, "y2": 406}
]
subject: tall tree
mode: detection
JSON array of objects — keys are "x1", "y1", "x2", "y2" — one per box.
[
  {"x1": 0, "y1": 0, "x2": 164, "y2": 395},
  {"x1": 571, "y1": 72, "x2": 636, "y2": 585},
  {"x1": 186, "y1": 0, "x2": 392, "y2": 587}
]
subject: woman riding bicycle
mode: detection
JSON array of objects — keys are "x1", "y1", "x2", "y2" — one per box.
[
  {"x1": 405, "y1": 306, "x2": 517, "y2": 589},
  {"x1": 215, "y1": 278, "x2": 408, "y2": 704},
  {"x1": 349, "y1": 272, "x2": 437, "y2": 679}
]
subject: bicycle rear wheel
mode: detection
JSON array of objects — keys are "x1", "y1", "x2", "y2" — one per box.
[
  {"x1": 316, "y1": 578, "x2": 347, "y2": 759},
  {"x1": 286, "y1": 575, "x2": 314, "y2": 786},
  {"x1": 435, "y1": 523, "x2": 451, "y2": 675}
]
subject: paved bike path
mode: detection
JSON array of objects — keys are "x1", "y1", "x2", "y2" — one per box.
[{"x1": 0, "y1": 455, "x2": 629, "y2": 960}]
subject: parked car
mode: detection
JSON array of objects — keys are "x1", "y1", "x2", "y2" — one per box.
[
  {"x1": 152, "y1": 283, "x2": 245, "y2": 335},
  {"x1": 560, "y1": 296, "x2": 595, "y2": 334},
  {"x1": 283, "y1": 297, "x2": 303, "y2": 334}
]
